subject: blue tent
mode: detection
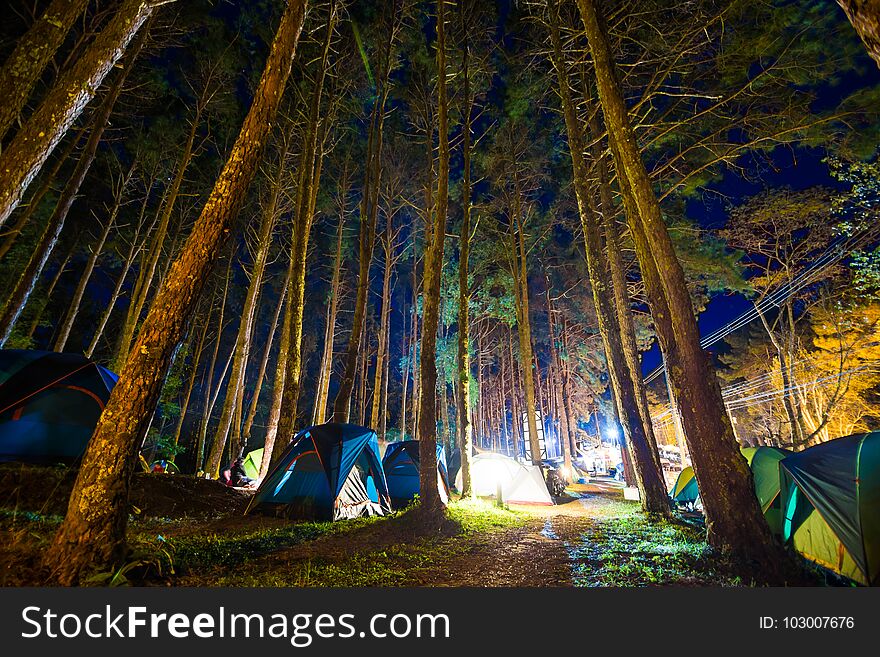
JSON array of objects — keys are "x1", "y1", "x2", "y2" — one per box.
[
  {"x1": 0, "y1": 350, "x2": 118, "y2": 462},
  {"x1": 246, "y1": 423, "x2": 391, "y2": 521},
  {"x1": 382, "y1": 440, "x2": 449, "y2": 508}
]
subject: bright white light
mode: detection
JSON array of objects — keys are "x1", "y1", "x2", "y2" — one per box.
[{"x1": 604, "y1": 424, "x2": 621, "y2": 442}]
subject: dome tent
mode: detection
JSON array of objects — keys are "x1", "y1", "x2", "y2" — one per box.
[
  {"x1": 246, "y1": 423, "x2": 391, "y2": 521},
  {"x1": 780, "y1": 432, "x2": 880, "y2": 586},
  {"x1": 0, "y1": 350, "x2": 117, "y2": 463},
  {"x1": 382, "y1": 440, "x2": 449, "y2": 509},
  {"x1": 668, "y1": 446, "x2": 791, "y2": 532},
  {"x1": 456, "y1": 452, "x2": 553, "y2": 505},
  {"x1": 669, "y1": 466, "x2": 699, "y2": 507},
  {"x1": 241, "y1": 447, "x2": 264, "y2": 480}
]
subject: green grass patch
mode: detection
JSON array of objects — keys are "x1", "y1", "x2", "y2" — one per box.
[{"x1": 569, "y1": 514, "x2": 748, "y2": 587}]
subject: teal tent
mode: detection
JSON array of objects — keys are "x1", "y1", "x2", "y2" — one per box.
[
  {"x1": 246, "y1": 423, "x2": 391, "y2": 521},
  {"x1": 382, "y1": 440, "x2": 449, "y2": 508},
  {"x1": 0, "y1": 350, "x2": 117, "y2": 462},
  {"x1": 780, "y1": 432, "x2": 880, "y2": 586}
]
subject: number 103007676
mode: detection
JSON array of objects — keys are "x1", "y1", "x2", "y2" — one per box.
[{"x1": 759, "y1": 616, "x2": 855, "y2": 629}]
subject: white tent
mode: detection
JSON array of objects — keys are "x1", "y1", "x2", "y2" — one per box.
[
  {"x1": 455, "y1": 452, "x2": 553, "y2": 505},
  {"x1": 505, "y1": 464, "x2": 553, "y2": 505}
]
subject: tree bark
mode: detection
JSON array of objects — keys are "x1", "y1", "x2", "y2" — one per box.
[
  {"x1": 0, "y1": 28, "x2": 145, "y2": 346},
  {"x1": 456, "y1": 6, "x2": 475, "y2": 495},
  {"x1": 0, "y1": 124, "x2": 87, "y2": 260},
  {"x1": 43, "y1": 0, "x2": 308, "y2": 585},
  {"x1": 313, "y1": 208, "x2": 346, "y2": 425},
  {"x1": 416, "y1": 0, "x2": 449, "y2": 518},
  {"x1": 205, "y1": 136, "x2": 289, "y2": 476},
  {"x1": 273, "y1": 1, "x2": 337, "y2": 449},
  {"x1": 837, "y1": 1, "x2": 880, "y2": 67},
  {"x1": 370, "y1": 207, "x2": 394, "y2": 432},
  {"x1": 550, "y1": 8, "x2": 667, "y2": 512},
  {"x1": 578, "y1": 0, "x2": 778, "y2": 559},
  {"x1": 0, "y1": 0, "x2": 156, "y2": 228},
  {"x1": 0, "y1": 0, "x2": 91, "y2": 141},
  {"x1": 332, "y1": 4, "x2": 401, "y2": 421}
]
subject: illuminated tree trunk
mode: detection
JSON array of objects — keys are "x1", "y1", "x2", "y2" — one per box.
[
  {"x1": 274, "y1": 1, "x2": 337, "y2": 450},
  {"x1": 0, "y1": 28, "x2": 145, "y2": 346},
  {"x1": 0, "y1": 0, "x2": 156, "y2": 228},
  {"x1": 313, "y1": 209, "x2": 346, "y2": 425},
  {"x1": 416, "y1": 0, "x2": 449, "y2": 518},
  {"x1": 837, "y1": 1, "x2": 880, "y2": 67},
  {"x1": 512, "y1": 205, "x2": 541, "y2": 465},
  {"x1": 550, "y1": 10, "x2": 666, "y2": 512},
  {"x1": 25, "y1": 247, "x2": 73, "y2": 341},
  {"x1": 206, "y1": 138, "x2": 289, "y2": 476},
  {"x1": 456, "y1": 9, "x2": 475, "y2": 495},
  {"x1": 578, "y1": 0, "x2": 778, "y2": 558},
  {"x1": 242, "y1": 277, "x2": 287, "y2": 448},
  {"x1": 0, "y1": 125, "x2": 86, "y2": 260},
  {"x1": 0, "y1": 0, "x2": 90, "y2": 140},
  {"x1": 370, "y1": 211, "x2": 394, "y2": 431},
  {"x1": 43, "y1": 0, "x2": 307, "y2": 584},
  {"x1": 546, "y1": 287, "x2": 572, "y2": 482},
  {"x1": 332, "y1": 4, "x2": 401, "y2": 422}
]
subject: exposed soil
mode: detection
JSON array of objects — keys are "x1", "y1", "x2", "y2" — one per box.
[{"x1": 0, "y1": 463, "x2": 252, "y2": 519}]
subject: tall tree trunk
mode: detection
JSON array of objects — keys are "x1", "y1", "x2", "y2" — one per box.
[
  {"x1": 370, "y1": 210, "x2": 394, "y2": 431},
  {"x1": 272, "y1": 3, "x2": 337, "y2": 455},
  {"x1": 416, "y1": 0, "x2": 449, "y2": 518},
  {"x1": 0, "y1": 28, "x2": 145, "y2": 346},
  {"x1": 260, "y1": 262, "x2": 293, "y2": 477},
  {"x1": 837, "y1": 1, "x2": 880, "y2": 67},
  {"x1": 332, "y1": 4, "x2": 401, "y2": 421},
  {"x1": 549, "y1": 12, "x2": 667, "y2": 512},
  {"x1": 172, "y1": 307, "x2": 211, "y2": 448},
  {"x1": 456, "y1": 4, "x2": 474, "y2": 495},
  {"x1": 205, "y1": 136, "x2": 289, "y2": 477},
  {"x1": 242, "y1": 277, "x2": 287, "y2": 448},
  {"x1": 546, "y1": 287, "x2": 572, "y2": 482},
  {"x1": 512, "y1": 206, "x2": 541, "y2": 465},
  {"x1": 0, "y1": 0, "x2": 155, "y2": 227},
  {"x1": 0, "y1": 0, "x2": 91, "y2": 141},
  {"x1": 43, "y1": 0, "x2": 307, "y2": 584},
  {"x1": 560, "y1": 317, "x2": 578, "y2": 459},
  {"x1": 578, "y1": 0, "x2": 777, "y2": 559},
  {"x1": 313, "y1": 208, "x2": 346, "y2": 424},
  {"x1": 54, "y1": 159, "x2": 135, "y2": 352},
  {"x1": 0, "y1": 124, "x2": 87, "y2": 260},
  {"x1": 114, "y1": 105, "x2": 202, "y2": 369}
]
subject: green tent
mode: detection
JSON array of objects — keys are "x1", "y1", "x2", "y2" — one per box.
[
  {"x1": 740, "y1": 446, "x2": 791, "y2": 535},
  {"x1": 670, "y1": 466, "x2": 699, "y2": 506},
  {"x1": 780, "y1": 431, "x2": 880, "y2": 586},
  {"x1": 669, "y1": 447, "x2": 791, "y2": 533},
  {"x1": 241, "y1": 448, "x2": 263, "y2": 480}
]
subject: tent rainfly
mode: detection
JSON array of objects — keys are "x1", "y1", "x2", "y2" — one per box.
[
  {"x1": 246, "y1": 423, "x2": 391, "y2": 521},
  {"x1": 456, "y1": 452, "x2": 553, "y2": 505},
  {"x1": 780, "y1": 432, "x2": 880, "y2": 586},
  {"x1": 0, "y1": 350, "x2": 118, "y2": 463},
  {"x1": 382, "y1": 440, "x2": 449, "y2": 509}
]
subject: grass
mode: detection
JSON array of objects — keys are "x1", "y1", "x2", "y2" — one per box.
[
  {"x1": 173, "y1": 499, "x2": 525, "y2": 587},
  {"x1": 569, "y1": 513, "x2": 750, "y2": 587}
]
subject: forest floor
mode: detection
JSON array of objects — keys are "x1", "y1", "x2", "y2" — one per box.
[{"x1": 0, "y1": 464, "x2": 824, "y2": 586}]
